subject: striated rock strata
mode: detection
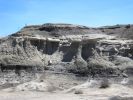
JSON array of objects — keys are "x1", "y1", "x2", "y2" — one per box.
[{"x1": 0, "y1": 23, "x2": 133, "y2": 78}]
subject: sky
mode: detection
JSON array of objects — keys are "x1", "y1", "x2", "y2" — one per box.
[{"x1": 0, "y1": 0, "x2": 133, "y2": 37}]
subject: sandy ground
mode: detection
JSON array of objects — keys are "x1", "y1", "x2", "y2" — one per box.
[
  {"x1": 0, "y1": 83, "x2": 133, "y2": 100},
  {"x1": 0, "y1": 72, "x2": 133, "y2": 100},
  {"x1": 0, "y1": 91, "x2": 110, "y2": 100},
  {"x1": 0, "y1": 91, "x2": 82, "y2": 100}
]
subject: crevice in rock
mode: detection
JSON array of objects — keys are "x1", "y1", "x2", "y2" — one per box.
[
  {"x1": 60, "y1": 42, "x2": 80, "y2": 62},
  {"x1": 44, "y1": 41, "x2": 59, "y2": 55},
  {"x1": 81, "y1": 42, "x2": 95, "y2": 61},
  {"x1": 30, "y1": 39, "x2": 45, "y2": 51}
]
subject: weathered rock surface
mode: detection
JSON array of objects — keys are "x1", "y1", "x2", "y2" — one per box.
[{"x1": 0, "y1": 23, "x2": 133, "y2": 78}]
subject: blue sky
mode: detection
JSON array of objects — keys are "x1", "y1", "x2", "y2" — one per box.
[{"x1": 0, "y1": 0, "x2": 133, "y2": 36}]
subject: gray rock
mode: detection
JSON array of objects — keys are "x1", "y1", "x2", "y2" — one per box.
[{"x1": 0, "y1": 23, "x2": 133, "y2": 78}]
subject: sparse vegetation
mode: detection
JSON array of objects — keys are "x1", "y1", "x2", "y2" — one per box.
[
  {"x1": 99, "y1": 79, "x2": 110, "y2": 89},
  {"x1": 74, "y1": 89, "x2": 83, "y2": 94},
  {"x1": 125, "y1": 24, "x2": 131, "y2": 29},
  {"x1": 109, "y1": 96, "x2": 133, "y2": 100}
]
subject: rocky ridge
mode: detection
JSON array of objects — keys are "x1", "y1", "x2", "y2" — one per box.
[{"x1": 0, "y1": 23, "x2": 133, "y2": 83}]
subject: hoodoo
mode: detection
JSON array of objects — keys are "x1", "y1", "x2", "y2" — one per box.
[{"x1": 0, "y1": 23, "x2": 133, "y2": 77}]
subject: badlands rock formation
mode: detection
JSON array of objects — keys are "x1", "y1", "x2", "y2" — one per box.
[
  {"x1": 0, "y1": 23, "x2": 133, "y2": 77},
  {"x1": 0, "y1": 23, "x2": 133, "y2": 100}
]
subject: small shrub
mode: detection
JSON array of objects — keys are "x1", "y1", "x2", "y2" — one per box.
[
  {"x1": 40, "y1": 80, "x2": 44, "y2": 82},
  {"x1": 74, "y1": 89, "x2": 83, "y2": 94},
  {"x1": 109, "y1": 96, "x2": 133, "y2": 100},
  {"x1": 47, "y1": 85, "x2": 56, "y2": 92},
  {"x1": 99, "y1": 79, "x2": 110, "y2": 89},
  {"x1": 125, "y1": 24, "x2": 130, "y2": 29}
]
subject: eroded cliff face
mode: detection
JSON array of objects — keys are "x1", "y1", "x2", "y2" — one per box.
[{"x1": 0, "y1": 23, "x2": 133, "y2": 79}]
